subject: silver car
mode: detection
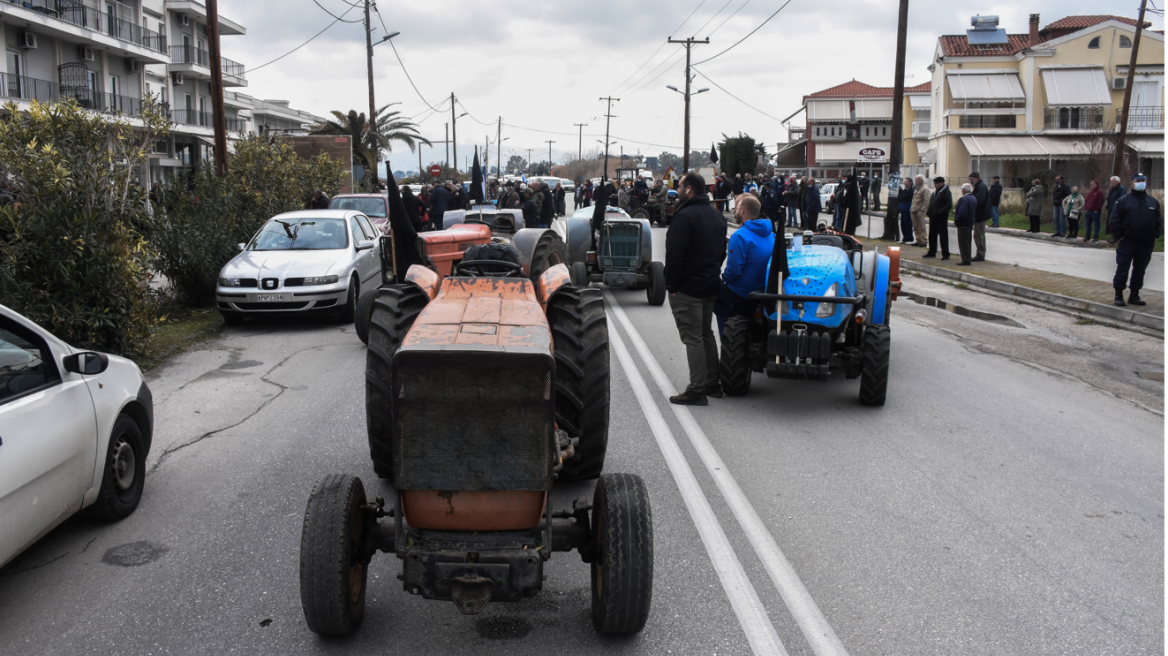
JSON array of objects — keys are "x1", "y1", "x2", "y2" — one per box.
[{"x1": 215, "y1": 210, "x2": 383, "y2": 325}]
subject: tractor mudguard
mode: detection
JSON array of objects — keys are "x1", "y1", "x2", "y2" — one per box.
[
  {"x1": 635, "y1": 218, "x2": 653, "y2": 266},
  {"x1": 871, "y1": 252, "x2": 891, "y2": 326},
  {"x1": 405, "y1": 265, "x2": 441, "y2": 300},
  {"x1": 564, "y1": 215, "x2": 593, "y2": 265},
  {"x1": 538, "y1": 263, "x2": 573, "y2": 311},
  {"x1": 511, "y1": 228, "x2": 567, "y2": 280}
]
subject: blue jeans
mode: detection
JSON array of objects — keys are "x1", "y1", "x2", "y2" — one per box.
[
  {"x1": 990, "y1": 206, "x2": 1000, "y2": 227},
  {"x1": 833, "y1": 204, "x2": 845, "y2": 229},
  {"x1": 1053, "y1": 204, "x2": 1066, "y2": 235},
  {"x1": 787, "y1": 205, "x2": 798, "y2": 227},
  {"x1": 1084, "y1": 211, "x2": 1101, "y2": 240}
]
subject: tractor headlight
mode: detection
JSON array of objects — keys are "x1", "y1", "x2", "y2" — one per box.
[
  {"x1": 816, "y1": 283, "x2": 838, "y2": 318},
  {"x1": 218, "y1": 277, "x2": 241, "y2": 287},
  {"x1": 302, "y1": 275, "x2": 339, "y2": 286}
]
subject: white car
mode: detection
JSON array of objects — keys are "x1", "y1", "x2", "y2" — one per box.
[
  {"x1": 215, "y1": 210, "x2": 384, "y2": 325},
  {"x1": 0, "y1": 304, "x2": 153, "y2": 569},
  {"x1": 820, "y1": 183, "x2": 838, "y2": 212}
]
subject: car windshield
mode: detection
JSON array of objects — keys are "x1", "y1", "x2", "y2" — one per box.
[
  {"x1": 330, "y1": 197, "x2": 386, "y2": 218},
  {"x1": 249, "y1": 218, "x2": 349, "y2": 251}
]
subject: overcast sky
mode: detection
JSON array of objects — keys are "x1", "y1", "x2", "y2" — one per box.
[{"x1": 221, "y1": 0, "x2": 1163, "y2": 173}]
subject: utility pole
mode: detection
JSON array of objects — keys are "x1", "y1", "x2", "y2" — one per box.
[
  {"x1": 881, "y1": 0, "x2": 909, "y2": 241},
  {"x1": 1113, "y1": 0, "x2": 1148, "y2": 179},
  {"x1": 363, "y1": 0, "x2": 377, "y2": 175},
  {"x1": 496, "y1": 117, "x2": 502, "y2": 178},
  {"x1": 546, "y1": 140, "x2": 555, "y2": 173},
  {"x1": 450, "y1": 92, "x2": 458, "y2": 174},
  {"x1": 206, "y1": 0, "x2": 227, "y2": 174},
  {"x1": 445, "y1": 122, "x2": 449, "y2": 170},
  {"x1": 526, "y1": 148, "x2": 533, "y2": 171},
  {"x1": 668, "y1": 37, "x2": 708, "y2": 172},
  {"x1": 599, "y1": 96, "x2": 619, "y2": 182},
  {"x1": 574, "y1": 123, "x2": 587, "y2": 161}
]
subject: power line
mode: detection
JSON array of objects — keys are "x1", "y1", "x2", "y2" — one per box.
[
  {"x1": 455, "y1": 99, "x2": 495, "y2": 126},
  {"x1": 692, "y1": 68, "x2": 784, "y2": 121},
  {"x1": 387, "y1": 40, "x2": 444, "y2": 114},
  {"x1": 611, "y1": 0, "x2": 709, "y2": 95},
  {"x1": 694, "y1": 0, "x2": 793, "y2": 65},
  {"x1": 700, "y1": 0, "x2": 753, "y2": 39},
  {"x1": 247, "y1": 4, "x2": 358, "y2": 73},
  {"x1": 310, "y1": 0, "x2": 362, "y2": 23}
]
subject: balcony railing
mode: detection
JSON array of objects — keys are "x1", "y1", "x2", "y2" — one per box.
[
  {"x1": 959, "y1": 114, "x2": 1016, "y2": 129},
  {"x1": 2, "y1": 0, "x2": 167, "y2": 53},
  {"x1": 172, "y1": 108, "x2": 211, "y2": 127},
  {"x1": 225, "y1": 117, "x2": 246, "y2": 132},
  {"x1": 1117, "y1": 107, "x2": 1164, "y2": 130},
  {"x1": 221, "y1": 57, "x2": 246, "y2": 79},
  {"x1": 1044, "y1": 107, "x2": 1105, "y2": 130},
  {"x1": 170, "y1": 45, "x2": 210, "y2": 67},
  {"x1": 1, "y1": 72, "x2": 59, "y2": 103},
  {"x1": 1, "y1": 72, "x2": 145, "y2": 117},
  {"x1": 61, "y1": 87, "x2": 143, "y2": 116}
]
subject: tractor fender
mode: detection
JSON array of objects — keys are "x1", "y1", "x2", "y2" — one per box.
[
  {"x1": 537, "y1": 263, "x2": 573, "y2": 311},
  {"x1": 871, "y1": 252, "x2": 891, "y2": 326},
  {"x1": 564, "y1": 215, "x2": 593, "y2": 265},
  {"x1": 511, "y1": 228, "x2": 558, "y2": 277},
  {"x1": 405, "y1": 264, "x2": 441, "y2": 300},
  {"x1": 636, "y1": 218, "x2": 654, "y2": 267},
  {"x1": 887, "y1": 246, "x2": 902, "y2": 301},
  {"x1": 442, "y1": 209, "x2": 467, "y2": 229}
]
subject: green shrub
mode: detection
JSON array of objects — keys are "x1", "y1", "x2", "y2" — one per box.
[
  {"x1": 0, "y1": 98, "x2": 168, "y2": 356},
  {"x1": 718, "y1": 133, "x2": 757, "y2": 179},
  {"x1": 151, "y1": 135, "x2": 344, "y2": 305}
]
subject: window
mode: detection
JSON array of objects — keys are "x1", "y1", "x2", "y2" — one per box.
[
  {"x1": 1120, "y1": 35, "x2": 1132, "y2": 48},
  {"x1": 198, "y1": 96, "x2": 206, "y2": 125},
  {"x1": 109, "y1": 75, "x2": 120, "y2": 98},
  {"x1": 882, "y1": 127, "x2": 888, "y2": 136},
  {"x1": 1088, "y1": 36, "x2": 1101, "y2": 49},
  {"x1": 6, "y1": 50, "x2": 24, "y2": 98},
  {"x1": 864, "y1": 127, "x2": 870, "y2": 136},
  {"x1": 355, "y1": 214, "x2": 379, "y2": 237},
  {"x1": 0, "y1": 320, "x2": 61, "y2": 405}
]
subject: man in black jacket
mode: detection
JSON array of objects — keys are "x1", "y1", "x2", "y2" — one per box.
[
  {"x1": 1109, "y1": 173, "x2": 1162, "y2": 307},
  {"x1": 665, "y1": 172, "x2": 728, "y2": 405},
  {"x1": 968, "y1": 172, "x2": 990, "y2": 261},
  {"x1": 922, "y1": 176, "x2": 953, "y2": 260},
  {"x1": 1052, "y1": 175, "x2": 1071, "y2": 237},
  {"x1": 989, "y1": 175, "x2": 1003, "y2": 227},
  {"x1": 538, "y1": 181, "x2": 555, "y2": 228}
]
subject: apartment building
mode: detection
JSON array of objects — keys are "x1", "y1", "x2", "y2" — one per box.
[
  {"x1": 924, "y1": 14, "x2": 1164, "y2": 187},
  {"x1": 2, "y1": 0, "x2": 323, "y2": 184}
]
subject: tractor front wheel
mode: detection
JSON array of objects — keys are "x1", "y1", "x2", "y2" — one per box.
[
  {"x1": 300, "y1": 474, "x2": 370, "y2": 636},
  {"x1": 858, "y1": 324, "x2": 890, "y2": 406},
  {"x1": 590, "y1": 473, "x2": 653, "y2": 635},
  {"x1": 718, "y1": 316, "x2": 753, "y2": 395},
  {"x1": 366, "y1": 284, "x2": 429, "y2": 480},
  {"x1": 548, "y1": 287, "x2": 610, "y2": 481},
  {"x1": 645, "y1": 261, "x2": 666, "y2": 306}
]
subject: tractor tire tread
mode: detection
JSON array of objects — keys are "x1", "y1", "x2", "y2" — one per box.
[
  {"x1": 300, "y1": 473, "x2": 367, "y2": 636},
  {"x1": 548, "y1": 287, "x2": 610, "y2": 481},
  {"x1": 859, "y1": 324, "x2": 891, "y2": 406},
  {"x1": 365, "y1": 285, "x2": 429, "y2": 480},
  {"x1": 591, "y1": 473, "x2": 653, "y2": 635},
  {"x1": 718, "y1": 316, "x2": 753, "y2": 396}
]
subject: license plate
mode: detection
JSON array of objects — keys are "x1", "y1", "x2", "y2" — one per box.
[{"x1": 256, "y1": 294, "x2": 285, "y2": 302}]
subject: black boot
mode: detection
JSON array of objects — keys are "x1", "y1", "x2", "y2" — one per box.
[
  {"x1": 669, "y1": 390, "x2": 708, "y2": 406},
  {"x1": 1114, "y1": 292, "x2": 1127, "y2": 307},
  {"x1": 1129, "y1": 292, "x2": 1146, "y2": 306}
]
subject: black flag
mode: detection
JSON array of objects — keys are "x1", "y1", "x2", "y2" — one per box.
[
  {"x1": 710, "y1": 142, "x2": 719, "y2": 164},
  {"x1": 469, "y1": 148, "x2": 485, "y2": 205},
  {"x1": 385, "y1": 162, "x2": 422, "y2": 283},
  {"x1": 765, "y1": 227, "x2": 789, "y2": 295}
]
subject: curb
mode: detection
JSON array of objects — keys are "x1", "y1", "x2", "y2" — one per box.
[{"x1": 900, "y1": 259, "x2": 1164, "y2": 332}]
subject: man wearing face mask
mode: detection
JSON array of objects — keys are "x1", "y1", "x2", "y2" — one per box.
[{"x1": 1109, "y1": 173, "x2": 1162, "y2": 307}]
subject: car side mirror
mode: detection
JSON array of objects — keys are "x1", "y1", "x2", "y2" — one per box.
[
  {"x1": 356, "y1": 239, "x2": 375, "y2": 251},
  {"x1": 63, "y1": 352, "x2": 109, "y2": 376},
  {"x1": 236, "y1": 243, "x2": 246, "y2": 251}
]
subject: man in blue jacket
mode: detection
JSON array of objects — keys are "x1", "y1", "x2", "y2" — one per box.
[
  {"x1": 429, "y1": 183, "x2": 451, "y2": 227},
  {"x1": 714, "y1": 195, "x2": 773, "y2": 335},
  {"x1": 803, "y1": 177, "x2": 822, "y2": 229},
  {"x1": 1109, "y1": 173, "x2": 1162, "y2": 307}
]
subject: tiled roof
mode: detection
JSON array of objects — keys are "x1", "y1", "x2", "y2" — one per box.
[
  {"x1": 939, "y1": 33, "x2": 1031, "y2": 57},
  {"x1": 1040, "y1": 15, "x2": 1150, "y2": 33},
  {"x1": 804, "y1": 80, "x2": 930, "y2": 100}
]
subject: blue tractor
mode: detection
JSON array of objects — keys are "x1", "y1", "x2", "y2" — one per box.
[{"x1": 718, "y1": 230, "x2": 902, "y2": 405}]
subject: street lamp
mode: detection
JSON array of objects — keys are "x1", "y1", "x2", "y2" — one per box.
[
  {"x1": 666, "y1": 83, "x2": 709, "y2": 172},
  {"x1": 365, "y1": 29, "x2": 400, "y2": 170}
]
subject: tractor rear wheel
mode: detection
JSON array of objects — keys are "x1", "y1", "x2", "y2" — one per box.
[
  {"x1": 858, "y1": 324, "x2": 890, "y2": 406},
  {"x1": 548, "y1": 287, "x2": 609, "y2": 481},
  {"x1": 718, "y1": 316, "x2": 753, "y2": 395},
  {"x1": 365, "y1": 284, "x2": 429, "y2": 480},
  {"x1": 590, "y1": 473, "x2": 653, "y2": 635},
  {"x1": 572, "y1": 261, "x2": 590, "y2": 288},
  {"x1": 645, "y1": 261, "x2": 666, "y2": 306},
  {"x1": 528, "y1": 230, "x2": 569, "y2": 282},
  {"x1": 300, "y1": 474, "x2": 370, "y2": 636}
]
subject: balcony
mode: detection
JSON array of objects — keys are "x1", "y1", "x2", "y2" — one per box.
[
  {"x1": 1, "y1": 71, "x2": 147, "y2": 117},
  {"x1": 1, "y1": 0, "x2": 167, "y2": 54},
  {"x1": 225, "y1": 116, "x2": 246, "y2": 132},
  {"x1": 169, "y1": 46, "x2": 247, "y2": 87},
  {"x1": 171, "y1": 108, "x2": 211, "y2": 127},
  {"x1": 958, "y1": 115, "x2": 1016, "y2": 129},
  {"x1": 1117, "y1": 107, "x2": 1164, "y2": 130},
  {"x1": 170, "y1": 44, "x2": 210, "y2": 67},
  {"x1": 1044, "y1": 107, "x2": 1105, "y2": 131}
]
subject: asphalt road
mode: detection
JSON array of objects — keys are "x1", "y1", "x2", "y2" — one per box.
[{"x1": 0, "y1": 227, "x2": 1162, "y2": 655}]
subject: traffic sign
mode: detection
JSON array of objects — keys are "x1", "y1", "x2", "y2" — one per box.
[{"x1": 429, "y1": 164, "x2": 442, "y2": 177}]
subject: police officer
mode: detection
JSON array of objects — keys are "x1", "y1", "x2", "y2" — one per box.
[{"x1": 1109, "y1": 173, "x2": 1162, "y2": 307}]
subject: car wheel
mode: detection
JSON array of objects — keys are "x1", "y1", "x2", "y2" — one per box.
[
  {"x1": 221, "y1": 312, "x2": 244, "y2": 326},
  {"x1": 300, "y1": 474, "x2": 370, "y2": 636},
  {"x1": 86, "y1": 414, "x2": 147, "y2": 521},
  {"x1": 590, "y1": 473, "x2": 653, "y2": 635},
  {"x1": 339, "y1": 276, "x2": 358, "y2": 324}
]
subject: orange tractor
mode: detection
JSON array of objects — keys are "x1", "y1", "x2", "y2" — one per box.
[{"x1": 299, "y1": 221, "x2": 653, "y2": 635}]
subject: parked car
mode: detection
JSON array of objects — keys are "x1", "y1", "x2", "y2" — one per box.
[
  {"x1": 0, "y1": 304, "x2": 154, "y2": 569},
  {"x1": 820, "y1": 183, "x2": 838, "y2": 213},
  {"x1": 329, "y1": 194, "x2": 389, "y2": 234},
  {"x1": 215, "y1": 210, "x2": 383, "y2": 325}
]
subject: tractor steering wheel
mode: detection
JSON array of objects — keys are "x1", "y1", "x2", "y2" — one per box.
[{"x1": 453, "y1": 259, "x2": 526, "y2": 278}]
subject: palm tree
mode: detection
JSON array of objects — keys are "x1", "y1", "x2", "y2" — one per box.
[{"x1": 310, "y1": 103, "x2": 430, "y2": 189}]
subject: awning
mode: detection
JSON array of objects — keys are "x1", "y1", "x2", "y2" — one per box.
[
  {"x1": 908, "y1": 94, "x2": 931, "y2": 111},
  {"x1": 816, "y1": 142, "x2": 891, "y2": 163},
  {"x1": 960, "y1": 135, "x2": 1100, "y2": 160},
  {"x1": 807, "y1": 99, "x2": 851, "y2": 121},
  {"x1": 1128, "y1": 138, "x2": 1165, "y2": 157},
  {"x1": 854, "y1": 99, "x2": 894, "y2": 120},
  {"x1": 947, "y1": 72, "x2": 1025, "y2": 102},
  {"x1": 1041, "y1": 67, "x2": 1111, "y2": 106}
]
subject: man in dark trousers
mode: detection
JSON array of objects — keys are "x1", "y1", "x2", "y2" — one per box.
[
  {"x1": 1051, "y1": 175, "x2": 1071, "y2": 237},
  {"x1": 954, "y1": 183, "x2": 977, "y2": 266},
  {"x1": 871, "y1": 173, "x2": 882, "y2": 211},
  {"x1": 858, "y1": 172, "x2": 870, "y2": 211},
  {"x1": 665, "y1": 171, "x2": 728, "y2": 405},
  {"x1": 803, "y1": 177, "x2": 821, "y2": 230},
  {"x1": 1109, "y1": 173, "x2": 1162, "y2": 307},
  {"x1": 538, "y1": 180, "x2": 555, "y2": 228},
  {"x1": 969, "y1": 172, "x2": 990, "y2": 261},
  {"x1": 989, "y1": 175, "x2": 1003, "y2": 227},
  {"x1": 842, "y1": 175, "x2": 863, "y2": 235},
  {"x1": 922, "y1": 176, "x2": 953, "y2": 260}
]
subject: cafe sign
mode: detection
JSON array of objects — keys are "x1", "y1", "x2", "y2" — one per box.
[{"x1": 858, "y1": 147, "x2": 888, "y2": 162}]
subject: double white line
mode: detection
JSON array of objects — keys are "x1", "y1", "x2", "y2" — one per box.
[{"x1": 604, "y1": 291, "x2": 849, "y2": 656}]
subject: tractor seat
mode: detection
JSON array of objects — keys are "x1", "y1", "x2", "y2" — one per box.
[
  {"x1": 810, "y1": 235, "x2": 844, "y2": 249},
  {"x1": 458, "y1": 243, "x2": 523, "y2": 277}
]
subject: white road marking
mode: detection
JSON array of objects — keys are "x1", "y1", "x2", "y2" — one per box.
[
  {"x1": 607, "y1": 324, "x2": 789, "y2": 656},
  {"x1": 606, "y1": 291, "x2": 851, "y2": 656}
]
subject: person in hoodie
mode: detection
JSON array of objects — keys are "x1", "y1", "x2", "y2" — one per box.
[
  {"x1": 714, "y1": 194, "x2": 773, "y2": 335},
  {"x1": 1082, "y1": 179, "x2": 1105, "y2": 242}
]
